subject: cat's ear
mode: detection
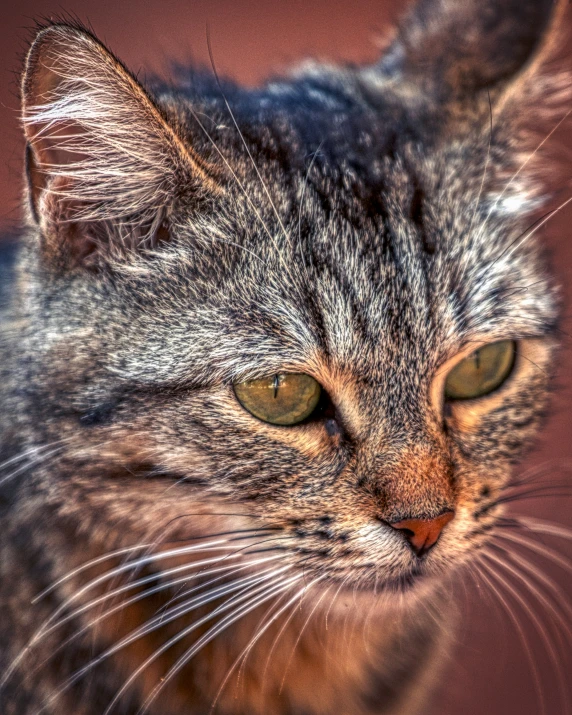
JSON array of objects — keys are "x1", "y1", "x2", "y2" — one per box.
[
  {"x1": 371, "y1": 0, "x2": 566, "y2": 116},
  {"x1": 22, "y1": 24, "x2": 219, "y2": 268}
]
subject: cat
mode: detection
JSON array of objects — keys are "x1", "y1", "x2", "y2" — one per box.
[{"x1": 0, "y1": 0, "x2": 570, "y2": 713}]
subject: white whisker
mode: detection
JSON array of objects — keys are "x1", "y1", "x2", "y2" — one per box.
[
  {"x1": 45, "y1": 554, "x2": 284, "y2": 639},
  {"x1": 183, "y1": 105, "x2": 279, "y2": 263},
  {"x1": 482, "y1": 551, "x2": 570, "y2": 715},
  {"x1": 0, "y1": 444, "x2": 66, "y2": 486},
  {"x1": 0, "y1": 439, "x2": 70, "y2": 473},
  {"x1": 501, "y1": 194, "x2": 572, "y2": 262},
  {"x1": 511, "y1": 516, "x2": 572, "y2": 541},
  {"x1": 496, "y1": 530, "x2": 572, "y2": 572},
  {"x1": 28, "y1": 559, "x2": 284, "y2": 686},
  {"x1": 3, "y1": 539, "x2": 269, "y2": 691},
  {"x1": 484, "y1": 106, "x2": 572, "y2": 225},
  {"x1": 279, "y1": 579, "x2": 331, "y2": 694},
  {"x1": 212, "y1": 576, "x2": 324, "y2": 712},
  {"x1": 41, "y1": 568, "x2": 293, "y2": 712},
  {"x1": 477, "y1": 558, "x2": 547, "y2": 715},
  {"x1": 115, "y1": 573, "x2": 301, "y2": 715},
  {"x1": 492, "y1": 544, "x2": 572, "y2": 632}
]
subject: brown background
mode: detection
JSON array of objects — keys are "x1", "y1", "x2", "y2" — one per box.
[{"x1": 1, "y1": 1, "x2": 571, "y2": 713}]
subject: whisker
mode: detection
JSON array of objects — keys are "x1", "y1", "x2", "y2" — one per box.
[
  {"x1": 485, "y1": 547, "x2": 572, "y2": 638},
  {"x1": 37, "y1": 528, "x2": 280, "y2": 606},
  {"x1": 42, "y1": 568, "x2": 294, "y2": 712},
  {"x1": 508, "y1": 461, "x2": 572, "y2": 487},
  {"x1": 32, "y1": 543, "x2": 156, "y2": 604},
  {"x1": 325, "y1": 575, "x2": 351, "y2": 631},
  {"x1": 500, "y1": 194, "x2": 572, "y2": 263},
  {"x1": 463, "y1": 562, "x2": 506, "y2": 625},
  {"x1": 258, "y1": 586, "x2": 312, "y2": 691},
  {"x1": 184, "y1": 103, "x2": 273, "y2": 248},
  {"x1": 508, "y1": 516, "x2": 572, "y2": 541},
  {"x1": 0, "y1": 444, "x2": 67, "y2": 486},
  {"x1": 54, "y1": 530, "x2": 292, "y2": 626},
  {"x1": 206, "y1": 31, "x2": 292, "y2": 253},
  {"x1": 26, "y1": 558, "x2": 285, "y2": 689},
  {"x1": 109, "y1": 567, "x2": 290, "y2": 655},
  {"x1": 37, "y1": 541, "x2": 234, "y2": 619},
  {"x1": 489, "y1": 542, "x2": 572, "y2": 632},
  {"x1": 494, "y1": 528, "x2": 572, "y2": 573},
  {"x1": 45, "y1": 553, "x2": 285, "y2": 639},
  {"x1": 279, "y1": 579, "x2": 331, "y2": 694},
  {"x1": 0, "y1": 439, "x2": 70, "y2": 473},
  {"x1": 481, "y1": 551, "x2": 570, "y2": 715},
  {"x1": 477, "y1": 558, "x2": 547, "y2": 715},
  {"x1": 484, "y1": 106, "x2": 572, "y2": 224},
  {"x1": 504, "y1": 480, "x2": 572, "y2": 497},
  {"x1": 233, "y1": 588, "x2": 295, "y2": 694},
  {"x1": 495, "y1": 486, "x2": 572, "y2": 507},
  {"x1": 211, "y1": 576, "x2": 325, "y2": 712},
  {"x1": 4, "y1": 536, "x2": 281, "y2": 692},
  {"x1": 31, "y1": 494, "x2": 271, "y2": 603},
  {"x1": 125, "y1": 574, "x2": 302, "y2": 715}
]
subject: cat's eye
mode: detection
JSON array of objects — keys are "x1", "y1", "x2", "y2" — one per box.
[
  {"x1": 444, "y1": 340, "x2": 516, "y2": 401},
  {"x1": 234, "y1": 373, "x2": 322, "y2": 426}
]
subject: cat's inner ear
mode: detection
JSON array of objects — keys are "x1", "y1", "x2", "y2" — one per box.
[
  {"x1": 22, "y1": 24, "x2": 218, "y2": 266},
  {"x1": 373, "y1": 0, "x2": 565, "y2": 112}
]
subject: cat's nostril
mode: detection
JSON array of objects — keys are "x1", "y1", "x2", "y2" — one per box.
[{"x1": 389, "y1": 510, "x2": 455, "y2": 557}]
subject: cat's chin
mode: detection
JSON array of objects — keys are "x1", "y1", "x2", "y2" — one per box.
[
  {"x1": 309, "y1": 570, "x2": 445, "y2": 623},
  {"x1": 324, "y1": 564, "x2": 441, "y2": 601}
]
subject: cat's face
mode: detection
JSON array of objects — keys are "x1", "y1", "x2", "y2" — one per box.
[{"x1": 18, "y1": 0, "x2": 564, "y2": 600}]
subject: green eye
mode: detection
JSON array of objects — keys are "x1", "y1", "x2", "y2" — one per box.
[
  {"x1": 444, "y1": 340, "x2": 516, "y2": 401},
  {"x1": 234, "y1": 373, "x2": 322, "y2": 425}
]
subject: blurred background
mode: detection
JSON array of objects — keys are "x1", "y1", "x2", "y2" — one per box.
[{"x1": 1, "y1": 1, "x2": 571, "y2": 713}]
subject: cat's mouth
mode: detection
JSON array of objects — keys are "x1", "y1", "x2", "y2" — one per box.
[
  {"x1": 379, "y1": 563, "x2": 433, "y2": 593},
  {"x1": 372, "y1": 570, "x2": 425, "y2": 594},
  {"x1": 305, "y1": 558, "x2": 433, "y2": 597}
]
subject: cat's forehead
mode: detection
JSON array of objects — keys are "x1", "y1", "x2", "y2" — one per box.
[
  {"x1": 202, "y1": 149, "x2": 546, "y2": 342},
  {"x1": 125, "y1": 185, "x2": 552, "y2": 393}
]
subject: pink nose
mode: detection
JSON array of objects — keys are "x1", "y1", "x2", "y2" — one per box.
[{"x1": 390, "y1": 510, "x2": 455, "y2": 557}]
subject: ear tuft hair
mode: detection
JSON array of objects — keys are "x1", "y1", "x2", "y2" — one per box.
[
  {"x1": 22, "y1": 24, "x2": 219, "y2": 264},
  {"x1": 371, "y1": 0, "x2": 568, "y2": 114}
]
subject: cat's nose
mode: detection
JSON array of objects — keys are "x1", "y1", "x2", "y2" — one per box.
[{"x1": 390, "y1": 510, "x2": 455, "y2": 557}]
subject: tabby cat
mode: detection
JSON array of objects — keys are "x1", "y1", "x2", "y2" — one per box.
[{"x1": 0, "y1": 0, "x2": 570, "y2": 713}]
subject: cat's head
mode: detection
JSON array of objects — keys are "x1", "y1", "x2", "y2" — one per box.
[{"x1": 16, "y1": 0, "x2": 567, "y2": 596}]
